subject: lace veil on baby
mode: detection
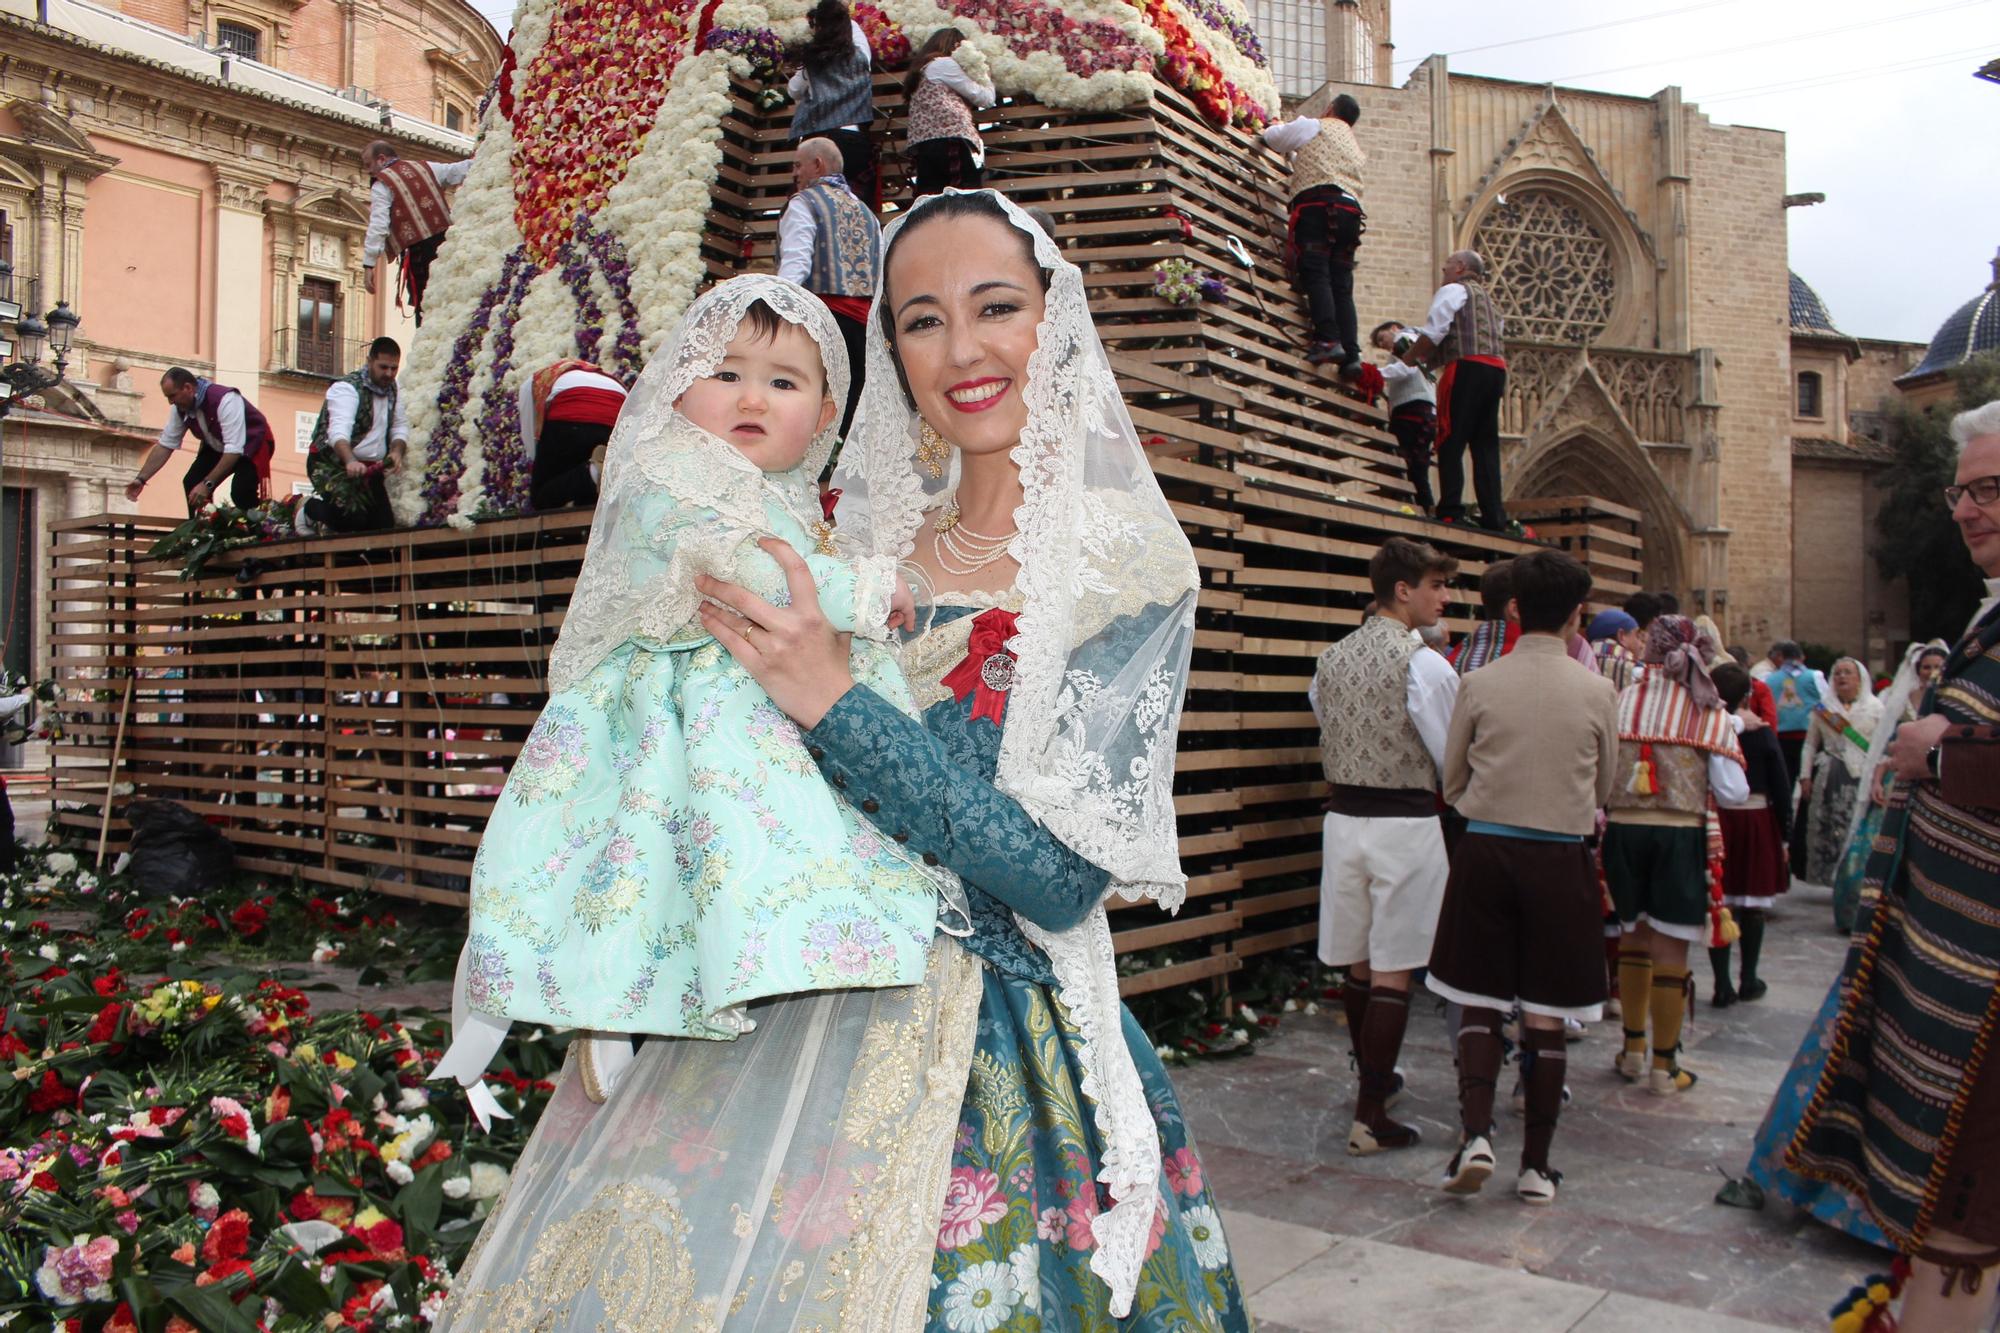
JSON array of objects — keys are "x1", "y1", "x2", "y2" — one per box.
[
  {"x1": 545, "y1": 275, "x2": 849, "y2": 695},
  {"x1": 830, "y1": 188, "x2": 1202, "y2": 1315}
]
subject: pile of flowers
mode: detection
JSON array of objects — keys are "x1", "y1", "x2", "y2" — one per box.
[
  {"x1": 146, "y1": 496, "x2": 306, "y2": 581},
  {"x1": 1152, "y1": 258, "x2": 1227, "y2": 308},
  {"x1": 852, "y1": 2, "x2": 909, "y2": 68},
  {"x1": 0, "y1": 855, "x2": 559, "y2": 1330}
]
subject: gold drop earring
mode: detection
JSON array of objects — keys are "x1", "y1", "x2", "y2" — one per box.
[{"x1": 916, "y1": 420, "x2": 949, "y2": 479}]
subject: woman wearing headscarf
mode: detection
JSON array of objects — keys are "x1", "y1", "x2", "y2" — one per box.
[
  {"x1": 699, "y1": 189, "x2": 1249, "y2": 1326},
  {"x1": 1828, "y1": 641, "x2": 1946, "y2": 932},
  {"x1": 1796, "y1": 657, "x2": 1882, "y2": 888},
  {"x1": 1602, "y1": 615, "x2": 1747, "y2": 1096}
]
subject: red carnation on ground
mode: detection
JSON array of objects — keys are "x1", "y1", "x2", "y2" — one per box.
[
  {"x1": 86, "y1": 1002, "x2": 122, "y2": 1045},
  {"x1": 0, "y1": 1030, "x2": 29, "y2": 1059},
  {"x1": 194, "y1": 1256, "x2": 254, "y2": 1292},
  {"x1": 92, "y1": 970, "x2": 125, "y2": 997},
  {"x1": 201, "y1": 1208, "x2": 253, "y2": 1264},
  {"x1": 228, "y1": 902, "x2": 268, "y2": 937},
  {"x1": 26, "y1": 1068, "x2": 76, "y2": 1113}
]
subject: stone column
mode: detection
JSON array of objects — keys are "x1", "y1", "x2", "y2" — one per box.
[
  {"x1": 1425, "y1": 56, "x2": 1454, "y2": 273},
  {"x1": 1653, "y1": 87, "x2": 1693, "y2": 355},
  {"x1": 211, "y1": 167, "x2": 270, "y2": 406}
]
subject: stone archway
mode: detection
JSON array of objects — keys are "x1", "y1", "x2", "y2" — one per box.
[{"x1": 1512, "y1": 429, "x2": 1688, "y2": 596}]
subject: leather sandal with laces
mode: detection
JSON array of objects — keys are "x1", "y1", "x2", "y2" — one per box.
[{"x1": 1517, "y1": 1166, "x2": 1562, "y2": 1205}]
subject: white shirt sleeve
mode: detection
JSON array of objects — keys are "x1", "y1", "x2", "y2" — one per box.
[
  {"x1": 1380, "y1": 360, "x2": 1422, "y2": 385},
  {"x1": 787, "y1": 67, "x2": 811, "y2": 99},
  {"x1": 1307, "y1": 674, "x2": 1322, "y2": 728},
  {"x1": 776, "y1": 197, "x2": 816, "y2": 286},
  {"x1": 0, "y1": 690, "x2": 34, "y2": 721},
  {"x1": 364, "y1": 180, "x2": 392, "y2": 265},
  {"x1": 1406, "y1": 646, "x2": 1461, "y2": 775},
  {"x1": 157, "y1": 411, "x2": 190, "y2": 451},
  {"x1": 1708, "y1": 753, "x2": 1750, "y2": 807},
  {"x1": 925, "y1": 57, "x2": 995, "y2": 108},
  {"x1": 1261, "y1": 117, "x2": 1321, "y2": 155},
  {"x1": 1417, "y1": 283, "x2": 1469, "y2": 344},
  {"x1": 432, "y1": 159, "x2": 472, "y2": 189},
  {"x1": 390, "y1": 386, "x2": 412, "y2": 447},
  {"x1": 216, "y1": 391, "x2": 247, "y2": 455},
  {"x1": 851, "y1": 18, "x2": 871, "y2": 61},
  {"x1": 323, "y1": 380, "x2": 360, "y2": 448}
]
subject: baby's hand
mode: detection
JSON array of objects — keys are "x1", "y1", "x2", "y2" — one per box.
[{"x1": 887, "y1": 578, "x2": 917, "y2": 632}]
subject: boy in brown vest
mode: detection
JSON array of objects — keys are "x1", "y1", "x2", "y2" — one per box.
[
  {"x1": 1404, "y1": 250, "x2": 1510, "y2": 530},
  {"x1": 1426, "y1": 549, "x2": 1618, "y2": 1204},
  {"x1": 1309, "y1": 537, "x2": 1459, "y2": 1154}
]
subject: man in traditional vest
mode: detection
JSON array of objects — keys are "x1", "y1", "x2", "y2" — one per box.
[
  {"x1": 1308, "y1": 536, "x2": 1460, "y2": 1156},
  {"x1": 1404, "y1": 250, "x2": 1511, "y2": 531},
  {"x1": 362, "y1": 140, "x2": 471, "y2": 326},
  {"x1": 1789, "y1": 402, "x2": 2000, "y2": 1328},
  {"x1": 1263, "y1": 93, "x2": 1366, "y2": 375},
  {"x1": 1764, "y1": 639, "x2": 1825, "y2": 783},
  {"x1": 298, "y1": 336, "x2": 409, "y2": 535},
  {"x1": 127, "y1": 368, "x2": 274, "y2": 514},
  {"x1": 776, "y1": 136, "x2": 880, "y2": 441},
  {"x1": 523, "y1": 359, "x2": 629, "y2": 510}
]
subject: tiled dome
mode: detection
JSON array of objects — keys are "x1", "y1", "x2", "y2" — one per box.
[
  {"x1": 1900, "y1": 249, "x2": 2000, "y2": 383},
  {"x1": 1789, "y1": 271, "x2": 1844, "y2": 335}
]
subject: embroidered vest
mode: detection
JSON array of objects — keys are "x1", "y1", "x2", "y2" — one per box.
[
  {"x1": 376, "y1": 158, "x2": 453, "y2": 253},
  {"x1": 1286, "y1": 118, "x2": 1365, "y2": 202},
  {"x1": 799, "y1": 181, "x2": 881, "y2": 298},
  {"x1": 1770, "y1": 664, "x2": 1824, "y2": 733},
  {"x1": 908, "y1": 69, "x2": 981, "y2": 150},
  {"x1": 1312, "y1": 615, "x2": 1437, "y2": 791},
  {"x1": 793, "y1": 50, "x2": 877, "y2": 136},
  {"x1": 309, "y1": 370, "x2": 395, "y2": 460},
  {"x1": 1439, "y1": 280, "x2": 1505, "y2": 362},
  {"x1": 1606, "y1": 740, "x2": 1708, "y2": 818},
  {"x1": 185, "y1": 380, "x2": 274, "y2": 473}
]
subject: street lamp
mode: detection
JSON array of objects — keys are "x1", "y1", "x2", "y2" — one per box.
[{"x1": 0, "y1": 261, "x2": 82, "y2": 419}]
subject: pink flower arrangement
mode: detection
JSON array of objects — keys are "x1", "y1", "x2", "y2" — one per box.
[{"x1": 937, "y1": 1166, "x2": 1008, "y2": 1249}]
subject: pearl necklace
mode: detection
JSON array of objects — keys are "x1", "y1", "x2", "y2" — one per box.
[{"x1": 934, "y1": 498, "x2": 1018, "y2": 576}]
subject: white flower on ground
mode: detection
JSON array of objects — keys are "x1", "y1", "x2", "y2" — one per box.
[
  {"x1": 385, "y1": 1159, "x2": 415, "y2": 1186},
  {"x1": 45, "y1": 852, "x2": 77, "y2": 874},
  {"x1": 468, "y1": 1161, "x2": 508, "y2": 1200},
  {"x1": 1182, "y1": 1202, "x2": 1229, "y2": 1270},
  {"x1": 940, "y1": 1260, "x2": 1019, "y2": 1333},
  {"x1": 441, "y1": 1175, "x2": 471, "y2": 1200}
]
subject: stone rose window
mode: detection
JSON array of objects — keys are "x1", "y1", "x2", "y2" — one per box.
[{"x1": 1473, "y1": 189, "x2": 1618, "y2": 344}]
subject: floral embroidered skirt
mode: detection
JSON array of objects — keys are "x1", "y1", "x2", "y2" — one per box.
[
  {"x1": 929, "y1": 967, "x2": 1251, "y2": 1332},
  {"x1": 464, "y1": 635, "x2": 940, "y2": 1040}
]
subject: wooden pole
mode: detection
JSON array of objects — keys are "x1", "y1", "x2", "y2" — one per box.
[{"x1": 95, "y1": 673, "x2": 135, "y2": 870}]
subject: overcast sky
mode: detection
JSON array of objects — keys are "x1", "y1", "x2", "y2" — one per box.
[{"x1": 463, "y1": 0, "x2": 1996, "y2": 343}]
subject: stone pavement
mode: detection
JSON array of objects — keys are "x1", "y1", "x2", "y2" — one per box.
[{"x1": 1173, "y1": 881, "x2": 1879, "y2": 1332}]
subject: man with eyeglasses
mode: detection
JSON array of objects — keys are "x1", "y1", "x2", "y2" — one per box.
[{"x1": 1788, "y1": 399, "x2": 2000, "y2": 1329}]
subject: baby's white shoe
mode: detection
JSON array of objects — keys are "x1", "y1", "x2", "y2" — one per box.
[{"x1": 579, "y1": 1032, "x2": 636, "y2": 1104}]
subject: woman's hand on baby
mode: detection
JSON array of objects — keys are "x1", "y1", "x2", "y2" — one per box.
[
  {"x1": 887, "y1": 578, "x2": 917, "y2": 632},
  {"x1": 697, "y1": 538, "x2": 856, "y2": 728}
]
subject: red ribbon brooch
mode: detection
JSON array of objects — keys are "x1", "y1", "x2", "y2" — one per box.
[{"x1": 941, "y1": 608, "x2": 1019, "y2": 726}]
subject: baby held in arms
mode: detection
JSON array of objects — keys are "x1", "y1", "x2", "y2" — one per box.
[{"x1": 434, "y1": 276, "x2": 952, "y2": 1118}]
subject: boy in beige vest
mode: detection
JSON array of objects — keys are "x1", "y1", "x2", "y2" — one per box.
[{"x1": 1309, "y1": 537, "x2": 1459, "y2": 1154}]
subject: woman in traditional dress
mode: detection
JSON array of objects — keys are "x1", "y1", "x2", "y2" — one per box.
[
  {"x1": 902, "y1": 28, "x2": 995, "y2": 198},
  {"x1": 1795, "y1": 657, "x2": 1881, "y2": 887},
  {"x1": 698, "y1": 188, "x2": 1250, "y2": 1328},
  {"x1": 1828, "y1": 641, "x2": 1946, "y2": 932}
]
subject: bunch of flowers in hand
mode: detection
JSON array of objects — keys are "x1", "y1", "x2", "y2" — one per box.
[
  {"x1": 0, "y1": 671, "x2": 62, "y2": 747},
  {"x1": 0, "y1": 910, "x2": 564, "y2": 1330},
  {"x1": 1152, "y1": 258, "x2": 1227, "y2": 308}
]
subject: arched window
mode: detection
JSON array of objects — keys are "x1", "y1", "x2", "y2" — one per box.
[
  {"x1": 1471, "y1": 188, "x2": 1619, "y2": 344},
  {"x1": 1797, "y1": 370, "x2": 1823, "y2": 418},
  {"x1": 215, "y1": 19, "x2": 261, "y2": 60}
]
